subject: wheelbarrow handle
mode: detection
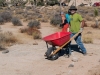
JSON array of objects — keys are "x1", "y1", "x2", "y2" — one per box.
[{"x1": 50, "y1": 32, "x2": 81, "y2": 56}]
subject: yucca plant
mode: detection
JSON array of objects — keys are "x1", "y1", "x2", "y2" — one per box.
[{"x1": 94, "y1": 8, "x2": 99, "y2": 27}]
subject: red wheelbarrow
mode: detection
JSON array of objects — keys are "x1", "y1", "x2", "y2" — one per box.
[{"x1": 43, "y1": 32, "x2": 80, "y2": 60}]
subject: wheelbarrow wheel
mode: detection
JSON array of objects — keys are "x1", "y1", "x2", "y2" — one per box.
[{"x1": 45, "y1": 47, "x2": 59, "y2": 60}]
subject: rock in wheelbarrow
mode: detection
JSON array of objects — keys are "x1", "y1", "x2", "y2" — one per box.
[{"x1": 45, "y1": 47, "x2": 59, "y2": 60}]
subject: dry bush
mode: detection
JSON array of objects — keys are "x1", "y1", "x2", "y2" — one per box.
[
  {"x1": 32, "y1": 28, "x2": 42, "y2": 39},
  {"x1": 23, "y1": 18, "x2": 28, "y2": 22},
  {"x1": 0, "y1": 31, "x2": 18, "y2": 48},
  {"x1": 16, "y1": 15, "x2": 24, "y2": 19},
  {"x1": 91, "y1": 23, "x2": 100, "y2": 28},
  {"x1": 19, "y1": 27, "x2": 42, "y2": 39},
  {"x1": 20, "y1": 27, "x2": 28, "y2": 33},
  {"x1": 85, "y1": 16, "x2": 93, "y2": 21},
  {"x1": 26, "y1": 15, "x2": 33, "y2": 21},
  {"x1": 15, "y1": 8, "x2": 24, "y2": 14},
  {"x1": 91, "y1": 24, "x2": 98, "y2": 28},
  {"x1": 0, "y1": 16, "x2": 4, "y2": 25},
  {"x1": 11, "y1": 17, "x2": 23, "y2": 26},
  {"x1": 83, "y1": 34, "x2": 93, "y2": 44},
  {"x1": 50, "y1": 14, "x2": 62, "y2": 26},
  {"x1": 20, "y1": 27, "x2": 42, "y2": 39},
  {"x1": 0, "y1": 11, "x2": 12, "y2": 22},
  {"x1": 38, "y1": 18, "x2": 48, "y2": 23},
  {"x1": 27, "y1": 20, "x2": 41, "y2": 29}
]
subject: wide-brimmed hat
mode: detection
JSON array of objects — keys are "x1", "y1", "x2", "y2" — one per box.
[{"x1": 69, "y1": 6, "x2": 77, "y2": 10}]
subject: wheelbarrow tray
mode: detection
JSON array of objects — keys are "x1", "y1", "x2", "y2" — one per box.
[{"x1": 43, "y1": 32, "x2": 71, "y2": 46}]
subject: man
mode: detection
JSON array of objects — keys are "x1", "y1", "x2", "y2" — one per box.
[{"x1": 69, "y1": 6, "x2": 87, "y2": 55}]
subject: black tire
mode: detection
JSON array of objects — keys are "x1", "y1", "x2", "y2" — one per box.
[{"x1": 45, "y1": 47, "x2": 59, "y2": 60}]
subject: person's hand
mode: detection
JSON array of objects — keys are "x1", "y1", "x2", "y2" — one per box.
[{"x1": 80, "y1": 28, "x2": 83, "y2": 33}]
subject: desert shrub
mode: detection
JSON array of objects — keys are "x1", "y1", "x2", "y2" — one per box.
[
  {"x1": 0, "y1": 0, "x2": 7, "y2": 7},
  {"x1": 27, "y1": 20, "x2": 41, "y2": 29},
  {"x1": 26, "y1": 6, "x2": 32, "y2": 10},
  {"x1": 0, "y1": 31, "x2": 18, "y2": 48},
  {"x1": 32, "y1": 28, "x2": 42, "y2": 39},
  {"x1": 94, "y1": 8, "x2": 98, "y2": 17},
  {"x1": 85, "y1": 16, "x2": 93, "y2": 21},
  {"x1": 15, "y1": 9, "x2": 24, "y2": 14},
  {"x1": 37, "y1": 1, "x2": 44, "y2": 6},
  {"x1": 20, "y1": 27, "x2": 28, "y2": 33},
  {"x1": 0, "y1": 16, "x2": 4, "y2": 25},
  {"x1": 50, "y1": 14, "x2": 62, "y2": 26},
  {"x1": 11, "y1": 17, "x2": 22, "y2": 26},
  {"x1": 91, "y1": 24, "x2": 99, "y2": 28},
  {"x1": 26, "y1": 15, "x2": 33, "y2": 21},
  {"x1": 11, "y1": 0, "x2": 28, "y2": 7},
  {"x1": 26, "y1": 28, "x2": 42, "y2": 39},
  {"x1": 39, "y1": 18, "x2": 48, "y2": 23},
  {"x1": 47, "y1": 0, "x2": 59, "y2": 6},
  {"x1": 1, "y1": 11, "x2": 12, "y2": 22},
  {"x1": 83, "y1": 34, "x2": 93, "y2": 44}
]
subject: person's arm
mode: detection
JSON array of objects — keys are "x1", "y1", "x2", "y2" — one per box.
[
  {"x1": 60, "y1": 14, "x2": 66, "y2": 27},
  {"x1": 81, "y1": 20, "x2": 85, "y2": 28},
  {"x1": 61, "y1": 14, "x2": 66, "y2": 23},
  {"x1": 78, "y1": 14, "x2": 85, "y2": 32}
]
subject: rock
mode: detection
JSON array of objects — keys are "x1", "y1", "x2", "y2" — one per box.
[
  {"x1": 33, "y1": 41, "x2": 38, "y2": 45},
  {"x1": 2, "y1": 50, "x2": 9, "y2": 54},
  {"x1": 68, "y1": 64, "x2": 74, "y2": 67},
  {"x1": 99, "y1": 59, "x2": 100, "y2": 62},
  {"x1": 72, "y1": 57, "x2": 78, "y2": 62}
]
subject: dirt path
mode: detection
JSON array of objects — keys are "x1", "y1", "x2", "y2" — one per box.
[{"x1": 0, "y1": 22, "x2": 100, "y2": 75}]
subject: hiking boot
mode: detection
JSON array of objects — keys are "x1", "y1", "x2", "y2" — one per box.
[{"x1": 83, "y1": 52, "x2": 87, "y2": 56}]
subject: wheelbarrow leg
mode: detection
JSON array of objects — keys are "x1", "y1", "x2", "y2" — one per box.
[{"x1": 46, "y1": 42, "x2": 49, "y2": 49}]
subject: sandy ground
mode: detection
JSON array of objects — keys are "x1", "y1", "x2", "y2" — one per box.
[{"x1": 0, "y1": 22, "x2": 100, "y2": 75}]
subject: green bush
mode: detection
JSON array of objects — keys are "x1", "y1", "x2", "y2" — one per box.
[
  {"x1": 11, "y1": 17, "x2": 22, "y2": 26},
  {"x1": 50, "y1": 14, "x2": 62, "y2": 26},
  {"x1": 94, "y1": 8, "x2": 98, "y2": 17}
]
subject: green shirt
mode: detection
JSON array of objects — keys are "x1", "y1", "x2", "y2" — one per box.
[{"x1": 70, "y1": 13, "x2": 83, "y2": 33}]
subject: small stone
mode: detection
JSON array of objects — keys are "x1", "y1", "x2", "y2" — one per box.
[
  {"x1": 2, "y1": 50, "x2": 9, "y2": 54},
  {"x1": 68, "y1": 64, "x2": 74, "y2": 67},
  {"x1": 33, "y1": 42, "x2": 38, "y2": 45},
  {"x1": 72, "y1": 57, "x2": 78, "y2": 62},
  {"x1": 99, "y1": 60, "x2": 100, "y2": 62}
]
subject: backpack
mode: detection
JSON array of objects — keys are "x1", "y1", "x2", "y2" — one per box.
[{"x1": 65, "y1": 14, "x2": 70, "y2": 24}]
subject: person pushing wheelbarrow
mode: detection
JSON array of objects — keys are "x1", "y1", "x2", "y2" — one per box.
[
  {"x1": 43, "y1": 6, "x2": 87, "y2": 60},
  {"x1": 68, "y1": 6, "x2": 87, "y2": 56}
]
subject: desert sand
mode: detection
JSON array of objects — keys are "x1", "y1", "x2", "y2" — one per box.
[{"x1": 0, "y1": 22, "x2": 100, "y2": 75}]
